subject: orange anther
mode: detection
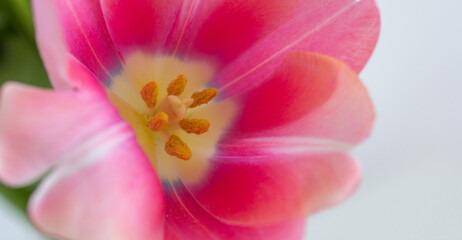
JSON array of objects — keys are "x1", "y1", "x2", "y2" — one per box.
[
  {"x1": 167, "y1": 74, "x2": 188, "y2": 96},
  {"x1": 140, "y1": 81, "x2": 159, "y2": 108},
  {"x1": 147, "y1": 112, "x2": 169, "y2": 132},
  {"x1": 190, "y1": 88, "x2": 218, "y2": 108},
  {"x1": 165, "y1": 135, "x2": 192, "y2": 160},
  {"x1": 179, "y1": 119, "x2": 210, "y2": 135}
]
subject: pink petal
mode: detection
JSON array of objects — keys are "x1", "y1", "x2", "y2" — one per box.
[
  {"x1": 163, "y1": 180, "x2": 305, "y2": 240},
  {"x1": 32, "y1": 0, "x2": 72, "y2": 89},
  {"x1": 29, "y1": 133, "x2": 164, "y2": 240},
  {"x1": 181, "y1": 52, "x2": 370, "y2": 224},
  {"x1": 213, "y1": 0, "x2": 380, "y2": 98},
  {"x1": 182, "y1": 0, "x2": 298, "y2": 64},
  {"x1": 229, "y1": 52, "x2": 374, "y2": 145},
  {"x1": 33, "y1": 0, "x2": 122, "y2": 83},
  {"x1": 100, "y1": 0, "x2": 182, "y2": 56},
  {"x1": 188, "y1": 141, "x2": 361, "y2": 225},
  {"x1": 67, "y1": 55, "x2": 109, "y2": 93},
  {"x1": 0, "y1": 82, "x2": 119, "y2": 187},
  {"x1": 105, "y1": 0, "x2": 296, "y2": 63},
  {"x1": 33, "y1": 0, "x2": 106, "y2": 91}
]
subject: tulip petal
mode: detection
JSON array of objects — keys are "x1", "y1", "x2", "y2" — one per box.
[
  {"x1": 0, "y1": 82, "x2": 120, "y2": 187},
  {"x1": 29, "y1": 133, "x2": 164, "y2": 240},
  {"x1": 213, "y1": 0, "x2": 380, "y2": 98},
  {"x1": 161, "y1": 161, "x2": 305, "y2": 240},
  {"x1": 182, "y1": 0, "x2": 297, "y2": 64},
  {"x1": 33, "y1": 0, "x2": 106, "y2": 91},
  {"x1": 100, "y1": 0, "x2": 297, "y2": 64},
  {"x1": 32, "y1": 0, "x2": 71, "y2": 90},
  {"x1": 67, "y1": 55, "x2": 109, "y2": 93},
  {"x1": 228, "y1": 52, "x2": 374, "y2": 145},
  {"x1": 180, "y1": 52, "x2": 370, "y2": 224},
  {"x1": 33, "y1": 0, "x2": 122, "y2": 84},
  {"x1": 188, "y1": 141, "x2": 360, "y2": 225},
  {"x1": 100, "y1": 0, "x2": 182, "y2": 56}
]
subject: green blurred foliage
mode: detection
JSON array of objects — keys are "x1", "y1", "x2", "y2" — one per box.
[
  {"x1": 0, "y1": 0, "x2": 50, "y2": 215},
  {"x1": 0, "y1": 0, "x2": 50, "y2": 87},
  {"x1": 0, "y1": 184, "x2": 37, "y2": 215},
  {"x1": 0, "y1": 35, "x2": 51, "y2": 87}
]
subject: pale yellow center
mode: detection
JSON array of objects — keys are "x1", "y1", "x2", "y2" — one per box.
[
  {"x1": 139, "y1": 74, "x2": 219, "y2": 161},
  {"x1": 106, "y1": 52, "x2": 236, "y2": 184}
]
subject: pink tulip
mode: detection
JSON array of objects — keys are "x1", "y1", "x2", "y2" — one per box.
[{"x1": 0, "y1": 0, "x2": 380, "y2": 239}]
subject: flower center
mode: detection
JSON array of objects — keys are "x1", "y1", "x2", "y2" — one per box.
[
  {"x1": 139, "y1": 74, "x2": 218, "y2": 160},
  {"x1": 106, "y1": 53, "x2": 237, "y2": 184}
]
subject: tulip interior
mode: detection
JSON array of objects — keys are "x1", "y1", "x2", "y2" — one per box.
[{"x1": 107, "y1": 52, "x2": 236, "y2": 184}]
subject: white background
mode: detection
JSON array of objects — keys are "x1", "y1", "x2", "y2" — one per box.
[
  {"x1": 309, "y1": 0, "x2": 462, "y2": 239},
  {"x1": 0, "y1": 0, "x2": 461, "y2": 239}
]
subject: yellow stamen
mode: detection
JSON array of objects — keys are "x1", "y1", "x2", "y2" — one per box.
[
  {"x1": 190, "y1": 88, "x2": 218, "y2": 108},
  {"x1": 140, "y1": 81, "x2": 159, "y2": 108},
  {"x1": 147, "y1": 112, "x2": 169, "y2": 132},
  {"x1": 167, "y1": 74, "x2": 188, "y2": 96},
  {"x1": 179, "y1": 119, "x2": 210, "y2": 135},
  {"x1": 165, "y1": 135, "x2": 192, "y2": 160}
]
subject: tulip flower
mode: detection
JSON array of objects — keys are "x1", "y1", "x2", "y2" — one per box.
[{"x1": 0, "y1": 0, "x2": 380, "y2": 239}]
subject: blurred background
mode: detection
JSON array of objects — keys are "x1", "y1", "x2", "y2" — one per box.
[{"x1": 0, "y1": 0, "x2": 461, "y2": 239}]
